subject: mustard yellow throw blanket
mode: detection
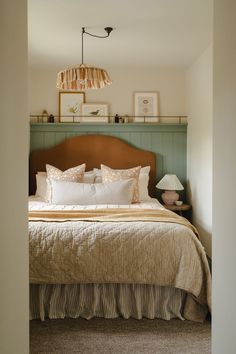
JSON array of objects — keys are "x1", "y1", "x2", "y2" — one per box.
[{"x1": 29, "y1": 208, "x2": 198, "y2": 234}]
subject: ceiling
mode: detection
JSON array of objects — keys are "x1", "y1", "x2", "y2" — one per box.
[{"x1": 28, "y1": 0, "x2": 212, "y2": 70}]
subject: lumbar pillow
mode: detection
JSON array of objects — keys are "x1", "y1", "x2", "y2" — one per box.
[
  {"x1": 100, "y1": 164, "x2": 141, "y2": 203},
  {"x1": 50, "y1": 179, "x2": 134, "y2": 205}
]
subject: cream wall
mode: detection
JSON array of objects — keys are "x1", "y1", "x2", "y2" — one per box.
[
  {"x1": 1, "y1": 0, "x2": 235, "y2": 352},
  {"x1": 0, "y1": 0, "x2": 29, "y2": 353},
  {"x1": 29, "y1": 67, "x2": 186, "y2": 120},
  {"x1": 186, "y1": 45, "x2": 213, "y2": 258},
  {"x1": 213, "y1": 0, "x2": 236, "y2": 352}
]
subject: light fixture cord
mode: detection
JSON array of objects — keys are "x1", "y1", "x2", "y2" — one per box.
[
  {"x1": 81, "y1": 27, "x2": 113, "y2": 64},
  {"x1": 82, "y1": 27, "x2": 85, "y2": 64},
  {"x1": 83, "y1": 30, "x2": 111, "y2": 39}
]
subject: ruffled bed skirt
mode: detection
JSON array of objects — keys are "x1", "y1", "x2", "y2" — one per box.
[{"x1": 30, "y1": 283, "x2": 187, "y2": 321}]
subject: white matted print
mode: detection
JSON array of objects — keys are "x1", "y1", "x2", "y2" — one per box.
[
  {"x1": 81, "y1": 103, "x2": 109, "y2": 122},
  {"x1": 59, "y1": 92, "x2": 85, "y2": 122},
  {"x1": 133, "y1": 92, "x2": 159, "y2": 122}
]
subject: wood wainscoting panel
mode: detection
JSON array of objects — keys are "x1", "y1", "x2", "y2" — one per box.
[{"x1": 30, "y1": 123, "x2": 187, "y2": 199}]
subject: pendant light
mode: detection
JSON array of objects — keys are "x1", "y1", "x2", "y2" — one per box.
[{"x1": 56, "y1": 27, "x2": 113, "y2": 90}]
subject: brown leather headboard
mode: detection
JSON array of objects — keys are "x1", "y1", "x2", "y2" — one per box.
[{"x1": 29, "y1": 134, "x2": 157, "y2": 197}]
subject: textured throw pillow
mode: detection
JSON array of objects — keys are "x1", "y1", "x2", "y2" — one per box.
[
  {"x1": 50, "y1": 179, "x2": 134, "y2": 205},
  {"x1": 46, "y1": 164, "x2": 85, "y2": 181},
  {"x1": 46, "y1": 163, "x2": 86, "y2": 202},
  {"x1": 100, "y1": 164, "x2": 141, "y2": 203}
]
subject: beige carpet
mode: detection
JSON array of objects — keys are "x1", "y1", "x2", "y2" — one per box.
[{"x1": 30, "y1": 318, "x2": 211, "y2": 354}]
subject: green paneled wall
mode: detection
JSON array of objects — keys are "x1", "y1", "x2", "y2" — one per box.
[{"x1": 30, "y1": 123, "x2": 187, "y2": 199}]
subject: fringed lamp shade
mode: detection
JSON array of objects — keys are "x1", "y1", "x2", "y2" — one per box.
[{"x1": 56, "y1": 64, "x2": 112, "y2": 90}]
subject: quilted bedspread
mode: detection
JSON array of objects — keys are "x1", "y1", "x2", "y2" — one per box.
[{"x1": 28, "y1": 198, "x2": 211, "y2": 314}]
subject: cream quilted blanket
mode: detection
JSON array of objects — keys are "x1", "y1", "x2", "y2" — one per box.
[{"x1": 28, "y1": 198, "x2": 211, "y2": 314}]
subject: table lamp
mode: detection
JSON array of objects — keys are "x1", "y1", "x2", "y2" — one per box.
[{"x1": 156, "y1": 174, "x2": 184, "y2": 205}]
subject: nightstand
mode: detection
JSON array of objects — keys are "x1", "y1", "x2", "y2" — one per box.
[{"x1": 164, "y1": 204, "x2": 192, "y2": 219}]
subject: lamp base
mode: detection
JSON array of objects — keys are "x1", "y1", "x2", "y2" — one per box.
[{"x1": 161, "y1": 190, "x2": 179, "y2": 205}]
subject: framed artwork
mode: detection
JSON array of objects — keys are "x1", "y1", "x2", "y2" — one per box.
[
  {"x1": 81, "y1": 103, "x2": 109, "y2": 122},
  {"x1": 133, "y1": 91, "x2": 159, "y2": 123},
  {"x1": 59, "y1": 91, "x2": 85, "y2": 122}
]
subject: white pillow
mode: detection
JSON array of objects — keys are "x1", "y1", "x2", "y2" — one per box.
[
  {"x1": 93, "y1": 166, "x2": 151, "y2": 201},
  {"x1": 83, "y1": 171, "x2": 95, "y2": 183},
  {"x1": 93, "y1": 168, "x2": 103, "y2": 183},
  {"x1": 139, "y1": 173, "x2": 151, "y2": 201},
  {"x1": 50, "y1": 179, "x2": 134, "y2": 205},
  {"x1": 35, "y1": 173, "x2": 47, "y2": 199},
  {"x1": 140, "y1": 166, "x2": 150, "y2": 175},
  {"x1": 35, "y1": 170, "x2": 95, "y2": 200},
  {"x1": 139, "y1": 166, "x2": 151, "y2": 201}
]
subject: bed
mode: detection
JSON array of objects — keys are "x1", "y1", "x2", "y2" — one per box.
[{"x1": 29, "y1": 134, "x2": 211, "y2": 322}]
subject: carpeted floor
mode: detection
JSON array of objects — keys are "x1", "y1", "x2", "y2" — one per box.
[{"x1": 30, "y1": 318, "x2": 211, "y2": 354}]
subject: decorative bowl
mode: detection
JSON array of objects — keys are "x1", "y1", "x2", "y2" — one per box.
[{"x1": 175, "y1": 201, "x2": 183, "y2": 206}]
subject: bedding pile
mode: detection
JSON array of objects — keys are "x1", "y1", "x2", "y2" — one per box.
[{"x1": 29, "y1": 163, "x2": 211, "y2": 322}]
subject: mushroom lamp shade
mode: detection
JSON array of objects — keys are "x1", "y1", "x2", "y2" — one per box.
[{"x1": 156, "y1": 174, "x2": 184, "y2": 205}]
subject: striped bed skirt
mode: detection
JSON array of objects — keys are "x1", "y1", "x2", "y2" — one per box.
[{"x1": 30, "y1": 283, "x2": 187, "y2": 322}]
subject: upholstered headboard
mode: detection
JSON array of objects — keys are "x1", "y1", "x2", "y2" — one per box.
[{"x1": 29, "y1": 134, "x2": 157, "y2": 197}]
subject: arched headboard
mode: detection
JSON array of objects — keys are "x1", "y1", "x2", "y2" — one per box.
[{"x1": 29, "y1": 134, "x2": 157, "y2": 197}]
